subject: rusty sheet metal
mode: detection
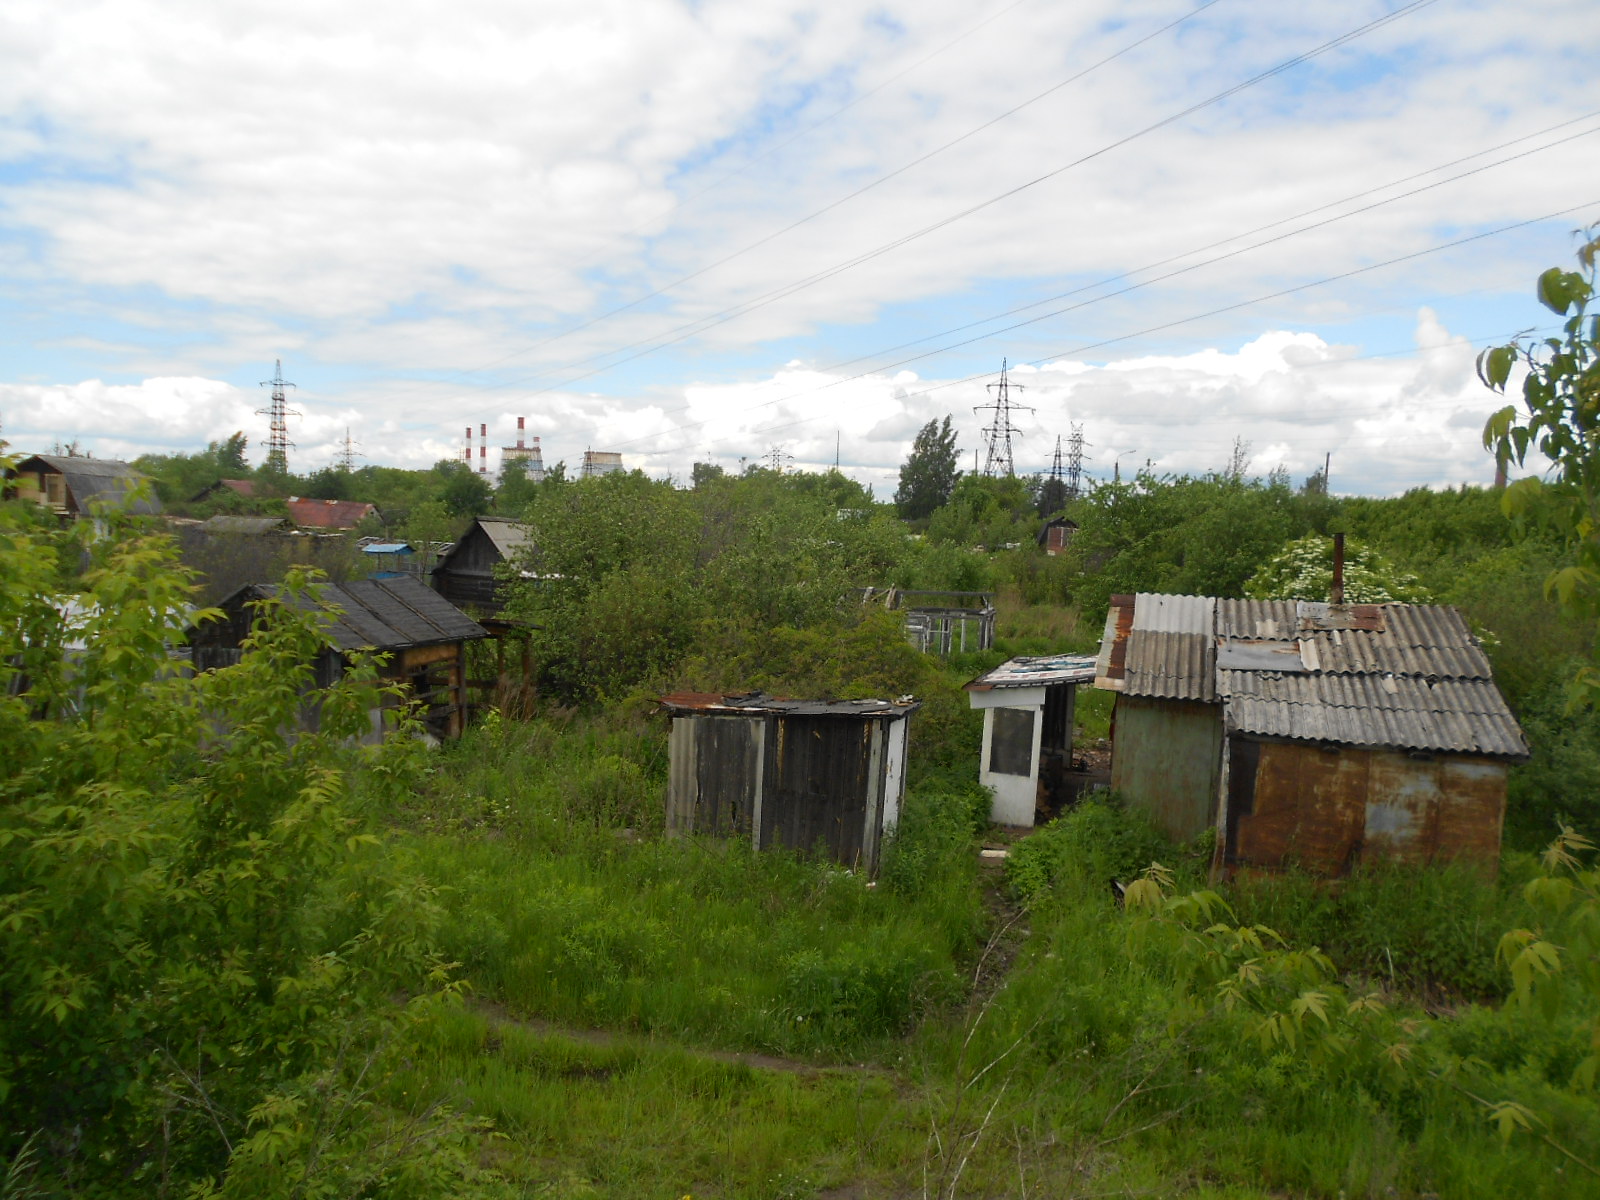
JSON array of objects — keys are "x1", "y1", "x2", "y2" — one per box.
[
  {"x1": 1094, "y1": 597, "x2": 1135, "y2": 689},
  {"x1": 1226, "y1": 738, "x2": 1507, "y2": 876},
  {"x1": 1295, "y1": 601, "x2": 1386, "y2": 632},
  {"x1": 966, "y1": 654, "x2": 1097, "y2": 691},
  {"x1": 1123, "y1": 629, "x2": 1215, "y2": 702}
]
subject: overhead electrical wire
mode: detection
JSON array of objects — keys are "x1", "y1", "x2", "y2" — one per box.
[
  {"x1": 413, "y1": 0, "x2": 1046, "y2": 386},
  {"x1": 656, "y1": 198, "x2": 1599, "y2": 460},
  {"x1": 593, "y1": 131, "x2": 1597, "y2": 455},
  {"x1": 428, "y1": 0, "x2": 1422, "y2": 403}
]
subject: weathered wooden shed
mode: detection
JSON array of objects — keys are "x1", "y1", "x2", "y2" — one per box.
[
  {"x1": 9, "y1": 454, "x2": 162, "y2": 518},
  {"x1": 1094, "y1": 592, "x2": 1530, "y2": 876},
  {"x1": 430, "y1": 516, "x2": 533, "y2": 613},
  {"x1": 1037, "y1": 517, "x2": 1079, "y2": 556},
  {"x1": 190, "y1": 575, "x2": 488, "y2": 739},
  {"x1": 965, "y1": 654, "x2": 1098, "y2": 827},
  {"x1": 660, "y1": 692, "x2": 919, "y2": 873}
]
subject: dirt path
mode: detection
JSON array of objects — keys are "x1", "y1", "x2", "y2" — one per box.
[{"x1": 471, "y1": 998, "x2": 886, "y2": 1079}]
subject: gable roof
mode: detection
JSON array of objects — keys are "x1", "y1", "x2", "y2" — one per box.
[
  {"x1": 191, "y1": 478, "x2": 257, "y2": 501},
  {"x1": 1095, "y1": 592, "x2": 1527, "y2": 760},
  {"x1": 285, "y1": 497, "x2": 377, "y2": 529},
  {"x1": 218, "y1": 575, "x2": 487, "y2": 652},
  {"x1": 433, "y1": 515, "x2": 532, "y2": 572},
  {"x1": 15, "y1": 454, "x2": 163, "y2": 516}
]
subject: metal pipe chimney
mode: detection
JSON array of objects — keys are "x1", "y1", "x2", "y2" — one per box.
[{"x1": 1331, "y1": 532, "x2": 1346, "y2": 606}]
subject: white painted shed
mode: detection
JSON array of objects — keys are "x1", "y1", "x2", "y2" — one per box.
[{"x1": 965, "y1": 655, "x2": 1098, "y2": 827}]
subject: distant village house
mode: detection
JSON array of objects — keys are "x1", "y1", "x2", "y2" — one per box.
[
  {"x1": 285, "y1": 497, "x2": 378, "y2": 530},
  {"x1": 430, "y1": 515, "x2": 532, "y2": 614}
]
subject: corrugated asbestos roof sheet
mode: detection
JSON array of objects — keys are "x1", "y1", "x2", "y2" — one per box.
[
  {"x1": 1097, "y1": 593, "x2": 1527, "y2": 760},
  {"x1": 19, "y1": 454, "x2": 164, "y2": 516},
  {"x1": 660, "y1": 691, "x2": 919, "y2": 719},
  {"x1": 1108, "y1": 594, "x2": 1216, "y2": 702},
  {"x1": 246, "y1": 576, "x2": 487, "y2": 651},
  {"x1": 966, "y1": 654, "x2": 1098, "y2": 691}
]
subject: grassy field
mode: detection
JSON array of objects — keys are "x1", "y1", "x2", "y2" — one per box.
[{"x1": 365, "y1": 694, "x2": 1599, "y2": 1199}]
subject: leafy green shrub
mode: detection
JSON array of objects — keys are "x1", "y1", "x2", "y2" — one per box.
[{"x1": 1004, "y1": 797, "x2": 1176, "y2": 902}]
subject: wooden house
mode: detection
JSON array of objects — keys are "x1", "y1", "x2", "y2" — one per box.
[
  {"x1": 9, "y1": 454, "x2": 162, "y2": 518},
  {"x1": 190, "y1": 575, "x2": 488, "y2": 739},
  {"x1": 285, "y1": 497, "x2": 378, "y2": 530},
  {"x1": 430, "y1": 516, "x2": 532, "y2": 613},
  {"x1": 660, "y1": 691, "x2": 919, "y2": 874},
  {"x1": 1094, "y1": 592, "x2": 1530, "y2": 877},
  {"x1": 1037, "y1": 517, "x2": 1078, "y2": 556},
  {"x1": 965, "y1": 654, "x2": 1099, "y2": 827}
]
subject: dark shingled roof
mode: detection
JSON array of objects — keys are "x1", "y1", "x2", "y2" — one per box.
[{"x1": 224, "y1": 575, "x2": 487, "y2": 652}]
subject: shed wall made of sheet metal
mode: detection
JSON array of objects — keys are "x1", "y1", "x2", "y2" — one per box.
[
  {"x1": 1110, "y1": 695, "x2": 1222, "y2": 842},
  {"x1": 1222, "y1": 735, "x2": 1506, "y2": 877}
]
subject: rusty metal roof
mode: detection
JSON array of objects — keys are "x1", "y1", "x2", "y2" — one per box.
[
  {"x1": 1097, "y1": 593, "x2": 1526, "y2": 760},
  {"x1": 966, "y1": 654, "x2": 1097, "y2": 691},
  {"x1": 659, "y1": 691, "x2": 919, "y2": 719}
]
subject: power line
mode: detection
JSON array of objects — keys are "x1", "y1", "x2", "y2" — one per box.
[
  {"x1": 673, "y1": 201, "x2": 1598, "y2": 460},
  {"x1": 420, "y1": 0, "x2": 1424, "y2": 406}
]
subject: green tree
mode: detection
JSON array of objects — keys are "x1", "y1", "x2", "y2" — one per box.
[
  {"x1": 495, "y1": 457, "x2": 539, "y2": 515},
  {"x1": 0, "y1": 499, "x2": 494, "y2": 1194},
  {"x1": 1481, "y1": 228, "x2": 1600, "y2": 702},
  {"x1": 1245, "y1": 533, "x2": 1433, "y2": 603},
  {"x1": 895, "y1": 416, "x2": 961, "y2": 520},
  {"x1": 433, "y1": 459, "x2": 493, "y2": 518}
]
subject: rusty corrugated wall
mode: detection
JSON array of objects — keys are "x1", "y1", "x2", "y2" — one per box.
[
  {"x1": 1222, "y1": 736, "x2": 1506, "y2": 876},
  {"x1": 1110, "y1": 695, "x2": 1222, "y2": 842}
]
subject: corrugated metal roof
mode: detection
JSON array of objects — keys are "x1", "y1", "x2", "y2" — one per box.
[
  {"x1": 202, "y1": 515, "x2": 287, "y2": 535},
  {"x1": 966, "y1": 654, "x2": 1098, "y2": 691},
  {"x1": 242, "y1": 576, "x2": 487, "y2": 651},
  {"x1": 285, "y1": 498, "x2": 378, "y2": 529},
  {"x1": 1099, "y1": 593, "x2": 1526, "y2": 760},
  {"x1": 1131, "y1": 592, "x2": 1214, "y2": 634},
  {"x1": 660, "y1": 691, "x2": 918, "y2": 719},
  {"x1": 1222, "y1": 672, "x2": 1528, "y2": 758},
  {"x1": 1123, "y1": 629, "x2": 1216, "y2": 702}
]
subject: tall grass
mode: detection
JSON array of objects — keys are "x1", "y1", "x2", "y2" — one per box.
[{"x1": 388, "y1": 714, "x2": 986, "y2": 1059}]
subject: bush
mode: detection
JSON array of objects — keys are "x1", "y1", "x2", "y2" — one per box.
[{"x1": 1004, "y1": 797, "x2": 1177, "y2": 902}]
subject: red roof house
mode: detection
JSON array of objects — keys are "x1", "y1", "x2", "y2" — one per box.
[{"x1": 285, "y1": 497, "x2": 378, "y2": 530}]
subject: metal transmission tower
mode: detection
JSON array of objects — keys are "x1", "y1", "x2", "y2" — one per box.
[
  {"x1": 334, "y1": 426, "x2": 363, "y2": 472},
  {"x1": 766, "y1": 444, "x2": 792, "y2": 473},
  {"x1": 1048, "y1": 435, "x2": 1066, "y2": 489},
  {"x1": 1066, "y1": 422, "x2": 1089, "y2": 499},
  {"x1": 256, "y1": 359, "x2": 299, "y2": 474},
  {"x1": 974, "y1": 359, "x2": 1032, "y2": 477}
]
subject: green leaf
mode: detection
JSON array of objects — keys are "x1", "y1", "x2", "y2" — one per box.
[{"x1": 1537, "y1": 267, "x2": 1587, "y2": 316}]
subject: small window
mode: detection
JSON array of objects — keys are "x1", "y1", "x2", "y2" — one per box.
[{"x1": 990, "y1": 707, "x2": 1035, "y2": 776}]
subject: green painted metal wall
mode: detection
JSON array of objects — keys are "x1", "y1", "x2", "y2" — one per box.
[{"x1": 1110, "y1": 696, "x2": 1222, "y2": 842}]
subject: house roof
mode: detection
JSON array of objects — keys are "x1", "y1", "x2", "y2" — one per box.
[
  {"x1": 220, "y1": 575, "x2": 487, "y2": 652},
  {"x1": 202, "y1": 514, "x2": 287, "y2": 535},
  {"x1": 659, "y1": 691, "x2": 919, "y2": 719},
  {"x1": 285, "y1": 497, "x2": 377, "y2": 529},
  {"x1": 965, "y1": 654, "x2": 1098, "y2": 691},
  {"x1": 1096, "y1": 592, "x2": 1526, "y2": 760},
  {"x1": 476, "y1": 516, "x2": 532, "y2": 559},
  {"x1": 15, "y1": 454, "x2": 163, "y2": 516},
  {"x1": 191, "y1": 478, "x2": 257, "y2": 501}
]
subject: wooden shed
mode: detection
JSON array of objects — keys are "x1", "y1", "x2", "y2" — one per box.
[
  {"x1": 9, "y1": 454, "x2": 162, "y2": 519},
  {"x1": 965, "y1": 655, "x2": 1098, "y2": 827},
  {"x1": 190, "y1": 575, "x2": 488, "y2": 739},
  {"x1": 660, "y1": 692, "x2": 919, "y2": 874},
  {"x1": 1094, "y1": 592, "x2": 1530, "y2": 877},
  {"x1": 430, "y1": 516, "x2": 532, "y2": 613}
]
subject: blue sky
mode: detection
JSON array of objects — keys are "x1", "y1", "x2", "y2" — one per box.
[{"x1": 1, "y1": 0, "x2": 1597, "y2": 496}]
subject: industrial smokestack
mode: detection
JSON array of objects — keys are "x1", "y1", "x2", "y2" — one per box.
[
  {"x1": 479, "y1": 423, "x2": 487, "y2": 474},
  {"x1": 464, "y1": 425, "x2": 472, "y2": 463},
  {"x1": 1331, "y1": 532, "x2": 1346, "y2": 607},
  {"x1": 517, "y1": 416, "x2": 526, "y2": 449}
]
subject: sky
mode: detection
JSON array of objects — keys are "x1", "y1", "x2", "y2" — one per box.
[{"x1": 2, "y1": 0, "x2": 1598, "y2": 498}]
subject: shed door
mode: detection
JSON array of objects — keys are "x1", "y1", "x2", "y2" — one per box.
[{"x1": 760, "y1": 715, "x2": 871, "y2": 867}]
